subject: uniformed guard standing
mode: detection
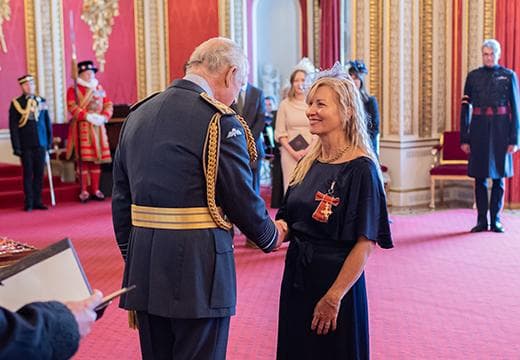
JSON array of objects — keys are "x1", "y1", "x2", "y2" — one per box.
[
  {"x1": 460, "y1": 39, "x2": 520, "y2": 233},
  {"x1": 9, "y1": 75, "x2": 52, "y2": 211},
  {"x1": 112, "y1": 38, "x2": 284, "y2": 360},
  {"x1": 66, "y1": 60, "x2": 112, "y2": 202}
]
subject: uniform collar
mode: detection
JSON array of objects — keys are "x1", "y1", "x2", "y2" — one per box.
[{"x1": 182, "y1": 73, "x2": 213, "y2": 97}]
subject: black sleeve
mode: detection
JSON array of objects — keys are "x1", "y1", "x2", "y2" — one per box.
[
  {"x1": 250, "y1": 90, "x2": 266, "y2": 141},
  {"x1": 216, "y1": 115, "x2": 278, "y2": 252},
  {"x1": 366, "y1": 97, "x2": 380, "y2": 135},
  {"x1": 509, "y1": 71, "x2": 520, "y2": 146},
  {"x1": 44, "y1": 109, "x2": 53, "y2": 149},
  {"x1": 352, "y1": 161, "x2": 393, "y2": 249},
  {"x1": 0, "y1": 302, "x2": 80, "y2": 360},
  {"x1": 8, "y1": 102, "x2": 21, "y2": 155},
  {"x1": 460, "y1": 74, "x2": 472, "y2": 144},
  {"x1": 112, "y1": 120, "x2": 132, "y2": 260}
]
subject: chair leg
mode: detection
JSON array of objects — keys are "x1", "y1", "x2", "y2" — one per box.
[{"x1": 430, "y1": 178, "x2": 436, "y2": 209}]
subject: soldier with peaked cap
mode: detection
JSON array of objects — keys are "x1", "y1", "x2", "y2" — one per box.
[
  {"x1": 9, "y1": 74, "x2": 52, "y2": 211},
  {"x1": 66, "y1": 60, "x2": 112, "y2": 202},
  {"x1": 112, "y1": 37, "x2": 285, "y2": 359},
  {"x1": 460, "y1": 39, "x2": 520, "y2": 233}
]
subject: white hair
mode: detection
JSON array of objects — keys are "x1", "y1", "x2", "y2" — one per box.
[
  {"x1": 482, "y1": 39, "x2": 501, "y2": 57},
  {"x1": 186, "y1": 37, "x2": 248, "y2": 83}
]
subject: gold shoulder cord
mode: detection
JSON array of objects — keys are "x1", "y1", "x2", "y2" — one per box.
[
  {"x1": 12, "y1": 98, "x2": 39, "y2": 128},
  {"x1": 201, "y1": 93, "x2": 258, "y2": 230}
]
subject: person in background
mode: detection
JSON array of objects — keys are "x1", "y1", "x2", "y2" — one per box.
[
  {"x1": 232, "y1": 82, "x2": 266, "y2": 195},
  {"x1": 0, "y1": 291, "x2": 103, "y2": 359},
  {"x1": 348, "y1": 60, "x2": 380, "y2": 157},
  {"x1": 264, "y1": 96, "x2": 284, "y2": 208},
  {"x1": 9, "y1": 74, "x2": 53, "y2": 212},
  {"x1": 275, "y1": 69, "x2": 315, "y2": 193},
  {"x1": 460, "y1": 39, "x2": 519, "y2": 233},
  {"x1": 275, "y1": 65, "x2": 393, "y2": 359},
  {"x1": 112, "y1": 37, "x2": 284, "y2": 360},
  {"x1": 66, "y1": 60, "x2": 112, "y2": 203}
]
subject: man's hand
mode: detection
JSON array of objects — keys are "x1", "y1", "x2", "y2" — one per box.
[
  {"x1": 507, "y1": 145, "x2": 518, "y2": 153},
  {"x1": 460, "y1": 144, "x2": 470, "y2": 154},
  {"x1": 274, "y1": 219, "x2": 288, "y2": 249},
  {"x1": 64, "y1": 290, "x2": 103, "y2": 339}
]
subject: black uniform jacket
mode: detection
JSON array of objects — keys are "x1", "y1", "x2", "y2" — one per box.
[
  {"x1": 0, "y1": 302, "x2": 80, "y2": 360},
  {"x1": 112, "y1": 79, "x2": 278, "y2": 319},
  {"x1": 9, "y1": 95, "x2": 52, "y2": 155},
  {"x1": 460, "y1": 65, "x2": 520, "y2": 178}
]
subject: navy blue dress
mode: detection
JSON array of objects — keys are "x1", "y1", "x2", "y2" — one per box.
[{"x1": 276, "y1": 157, "x2": 392, "y2": 360}]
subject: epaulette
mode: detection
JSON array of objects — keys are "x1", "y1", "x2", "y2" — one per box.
[
  {"x1": 130, "y1": 91, "x2": 161, "y2": 112},
  {"x1": 200, "y1": 92, "x2": 236, "y2": 115}
]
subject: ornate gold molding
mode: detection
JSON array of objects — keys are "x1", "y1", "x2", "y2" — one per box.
[
  {"x1": 369, "y1": 0, "x2": 381, "y2": 109},
  {"x1": 24, "y1": 0, "x2": 37, "y2": 78},
  {"x1": 313, "y1": 0, "x2": 320, "y2": 69},
  {"x1": 81, "y1": 0, "x2": 119, "y2": 72},
  {"x1": 483, "y1": 0, "x2": 495, "y2": 40},
  {"x1": 0, "y1": 0, "x2": 10, "y2": 53},
  {"x1": 134, "y1": 0, "x2": 169, "y2": 100},
  {"x1": 419, "y1": 0, "x2": 433, "y2": 137},
  {"x1": 134, "y1": 0, "x2": 146, "y2": 100}
]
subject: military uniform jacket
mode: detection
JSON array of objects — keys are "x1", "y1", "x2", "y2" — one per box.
[
  {"x1": 112, "y1": 79, "x2": 277, "y2": 319},
  {"x1": 9, "y1": 95, "x2": 52, "y2": 154},
  {"x1": 460, "y1": 65, "x2": 520, "y2": 178}
]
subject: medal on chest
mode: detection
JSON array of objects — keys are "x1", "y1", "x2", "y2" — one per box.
[{"x1": 312, "y1": 180, "x2": 340, "y2": 223}]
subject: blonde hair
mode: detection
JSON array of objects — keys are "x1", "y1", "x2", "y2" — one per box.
[{"x1": 289, "y1": 74, "x2": 380, "y2": 186}]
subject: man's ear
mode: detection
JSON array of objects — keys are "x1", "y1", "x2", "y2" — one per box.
[{"x1": 225, "y1": 66, "x2": 237, "y2": 88}]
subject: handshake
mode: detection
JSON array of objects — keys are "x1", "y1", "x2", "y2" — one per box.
[
  {"x1": 274, "y1": 219, "x2": 289, "y2": 250},
  {"x1": 86, "y1": 113, "x2": 107, "y2": 126}
]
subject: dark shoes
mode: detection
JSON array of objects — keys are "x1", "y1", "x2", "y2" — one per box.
[
  {"x1": 34, "y1": 203, "x2": 48, "y2": 210},
  {"x1": 490, "y1": 222, "x2": 505, "y2": 233},
  {"x1": 24, "y1": 206, "x2": 32, "y2": 212},
  {"x1": 470, "y1": 223, "x2": 488, "y2": 233}
]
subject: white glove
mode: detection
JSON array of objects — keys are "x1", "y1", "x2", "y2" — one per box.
[{"x1": 86, "y1": 113, "x2": 107, "y2": 126}]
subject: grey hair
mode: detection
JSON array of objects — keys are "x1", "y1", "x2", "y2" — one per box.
[
  {"x1": 482, "y1": 39, "x2": 501, "y2": 56},
  {"x1": 186, "y1": 37, "x2": 248, "y2": 83}
]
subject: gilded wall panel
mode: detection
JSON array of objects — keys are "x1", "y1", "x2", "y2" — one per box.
[
  {"x1": 467, "y1": 0, "x2": 484, "y2": 72},
  {"x1": 388, "y1": 0, "x2": 401, "y2": 135},
  {"x1": 402, "y1": 0, "x2": 413, "y2": 135},
  {"x1": 368, "y1": 0, "x2": 381, "y2": 104},
  {"x1": 134, "y1": 0, "x2": 169, "y2": 100},
  {"x1": 24, "y1": 0, "x2": 66, "y2": 123},
  {"x1": 483, "y1": 0, "x2": 495, "y2": 40},
  {"x1": 419, "y1": 0, "x2": 432, "y2": 138}
]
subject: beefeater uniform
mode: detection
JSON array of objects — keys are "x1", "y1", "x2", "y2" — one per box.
[
  {"x1": 112, "y1": 77, "x2": 278, "y2": 360},
  {"x1": 460, "y1": 65, "x2": 520, "y2": 226},
  {"x1": 66, "y1": 79, "x2": 112, "y2": 197}
]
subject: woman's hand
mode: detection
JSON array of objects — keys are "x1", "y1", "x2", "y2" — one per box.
[
  {"x1": 291, "y1": 149, "x2": 306, "y2": 161},
  {"x1": 311, "y1": 292, "x2": 341, "y2": 335}
]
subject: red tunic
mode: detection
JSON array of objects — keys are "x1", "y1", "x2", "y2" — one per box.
[{"x1": 66, "y1": 83, "x2": 113, "y2": 163}]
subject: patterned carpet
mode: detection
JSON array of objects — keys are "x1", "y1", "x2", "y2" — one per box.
[{"x1": 1, "y1": 201, "x2": 519, "y2": 359}]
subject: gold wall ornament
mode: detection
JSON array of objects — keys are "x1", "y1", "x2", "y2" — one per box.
[
  {"x1": 0, "y1": 0, "x2": 10, "y2": 53},
  {"x1": 81, "y1": 0, "x2": 119, "y2": 72}
]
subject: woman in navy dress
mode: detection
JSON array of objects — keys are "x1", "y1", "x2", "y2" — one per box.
[
  {"x1": 276, "y1": 66, "x2": 393, "y2": 360},
  {"x1": 348, "y1": 60, "x2": 380, "y2": 157}
]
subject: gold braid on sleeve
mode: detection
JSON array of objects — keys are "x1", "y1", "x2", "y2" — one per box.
[
  {"x1": 203, "y1": 113, "x2": 233, "y2": 230},
  {"x1": 235, "y1": 114, "x2": 258, "y2": 164}
]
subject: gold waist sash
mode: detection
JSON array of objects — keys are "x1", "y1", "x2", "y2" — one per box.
[{"x1": 131, "y1": 204, "x2": 219, "y2": 230}]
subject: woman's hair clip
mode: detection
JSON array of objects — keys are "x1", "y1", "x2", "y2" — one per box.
[{"x1": 347, "y1": 60, "x2": 368, "y2": 74}]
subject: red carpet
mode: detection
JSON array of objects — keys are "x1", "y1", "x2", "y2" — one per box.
[{"x1": 1, "y1": 202, "x2": 519, "y2": 359}]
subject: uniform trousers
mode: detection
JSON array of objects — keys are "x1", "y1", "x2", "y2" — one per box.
[
  {"x1": 474, "y1": 177, "x2": 505, "y2": 226},
  {"x1": 136, "y1": 312, "x2": 230, "y2": 360},
  {"x1": 21, "y1": 147, "x2": 46, "y2": 208}
]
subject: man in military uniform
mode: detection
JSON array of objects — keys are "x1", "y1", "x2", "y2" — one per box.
[
  {"x1": 66, "y1": 60, "x2": 112, "y2": 202},
  {"x1": 460, "y1": 39, "x2": 520, "y2": 233},
  {"x1": 112, "y1": 38, "x2": 284, "y2": 359},
  {"x1": 9, "y1": 75, "x2": 52, "y2": 211}
]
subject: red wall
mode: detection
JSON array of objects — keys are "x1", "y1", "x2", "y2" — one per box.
[
  {"x1": 168, "y1": 0, "x2": 219, "y2": 80},
  {"x1": 63, "y1": 0, "x2": 137, "y2": 107},
  {"x1": 0, "y1": 2, "x2": 27, "y2": 129}
]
